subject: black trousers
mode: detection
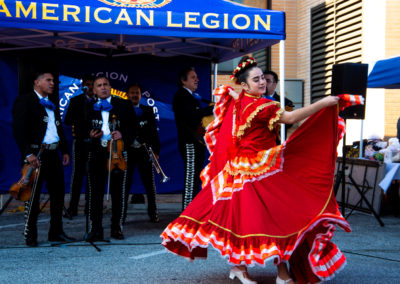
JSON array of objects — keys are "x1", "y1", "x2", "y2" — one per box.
[
  {"x1": 178, "y1": 136, "x2": 206, "y2": 211},
  {"x1": 24, "y1": 149, "x2": 65, "y2": 239},
  {"x1": 86, "y1": 146, "x2": 127, "y2": 233},
  {"x1": 124, "y1": 147, "x2": 158, "y2": 220},
  {"x1": 68, "y1": 139, "x2": 86, "y2": 211}
]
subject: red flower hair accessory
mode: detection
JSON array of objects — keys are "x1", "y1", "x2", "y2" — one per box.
[{"x1": 230, "y1": 57, "x2": 258, "y2": 85}]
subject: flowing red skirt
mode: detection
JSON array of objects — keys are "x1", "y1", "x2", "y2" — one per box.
[{"x1": 161, "y1": 97, "x2": 351, "y2": 284}]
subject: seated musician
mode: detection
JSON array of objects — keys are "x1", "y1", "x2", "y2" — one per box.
[
  {"x1": 64, "y1": 74, "x2": 96, "y2": 218},
  {"x1": 65, "y1": 75, "x2": 137, "y2": 241},
  {"x1": 263, "y1": 70, "x2": 295, "y2": 144},
  {"x1": 124, "y1": 83, "x2": 161, "y2": 223},
  {"x1": 12, "y1": 71, "x2": 75, "y2": 247},
  {"x1": 172, "y1": 67, "x2": 214, "y2": 210}
]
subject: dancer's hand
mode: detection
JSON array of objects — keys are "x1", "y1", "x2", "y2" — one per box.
[
  {"x1": 228, "y1": 89, "x2": 239, "y2": 100},
  {"x1": 321, "y1": 96, "x2": 340, "y2": 107}
]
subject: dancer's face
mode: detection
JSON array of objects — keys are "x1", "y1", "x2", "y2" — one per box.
[{"x1": 241, "y1": 67, "x2": 266, "y2": 96}]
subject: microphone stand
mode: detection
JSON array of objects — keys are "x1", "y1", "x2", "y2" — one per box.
[{"x1": 51, "y1": 87, "x2": 110, "y2": 251}]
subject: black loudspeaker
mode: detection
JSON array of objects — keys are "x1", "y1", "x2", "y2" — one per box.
[
  {"x1": 18, "y1": 58, "x2": 59, "y2": 105},
  {"x1": 331, "y1": 63, "x2": 368, "y2": 120}
]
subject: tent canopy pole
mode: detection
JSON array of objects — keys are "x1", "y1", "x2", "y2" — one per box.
[
  {"x1": 213, "y1": 63, "x2": 218, "y2": 102},
  {"x1": 279, "y1": 40, "x2": 285, "y2": 141},
  {"x1": 360, "y1": 120, "x2": 364, "y2": 158}
]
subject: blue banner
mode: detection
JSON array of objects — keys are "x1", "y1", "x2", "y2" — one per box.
[
  {"x1": 0, "y1": 57, "x2": 20, "y2": 194},
  {"x1": 58, "y1": 55, "x2": 211, "y2": 195},
  {"x1": 0, "y1": 54, "x2": 211, "y2": 194}
]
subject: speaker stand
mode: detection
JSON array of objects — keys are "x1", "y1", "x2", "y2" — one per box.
[{"x1": 334, "y1": 128, "x2": 384, "y2": 227}]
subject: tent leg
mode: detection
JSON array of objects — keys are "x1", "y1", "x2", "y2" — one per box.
[
  {"x1": 213, "y1": 63, "x2": 218, "y2": 89},
  {"x1": 360, "y1": 120, "x2": 364, "y2": 158},
  {"x1": 213, "y1": 63, "x2": 218, "y2": 102},
  {"x1": 279, "y1": 40, "x2": 286, "y2": 141}
]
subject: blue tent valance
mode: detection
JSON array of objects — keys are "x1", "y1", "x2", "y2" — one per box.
[
  {"x1": 367, "y1": 54, "x2": 400, "y2": 89},
  {"x1": 0, "y1": 0, "x2": 285, "y2": 62}
]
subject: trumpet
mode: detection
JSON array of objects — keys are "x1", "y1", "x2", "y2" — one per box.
[{"x1": 143, "y1": 143, "x2": 170, "y2": 183}]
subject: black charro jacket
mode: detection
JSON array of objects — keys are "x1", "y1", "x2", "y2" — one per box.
[
  {"x1": 12, "y1": 91, "x2": 70, "y2": 161},
  {"x1": 65, "y1": 96, "x2": 138, "y2": 149},
  {"x1": 172, "y1": 87, "x2": 214, "y2": 139},
  {"x1": 64, "y1": 94, "x2": 97, "y2": 142},
  {"x1": 133, "y1": 104, "x2": 161, "y2": 155}
]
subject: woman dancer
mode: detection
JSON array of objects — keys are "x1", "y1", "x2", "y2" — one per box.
[{"x1": 161, "y1": 56, "x2": 352, "y2": 284}]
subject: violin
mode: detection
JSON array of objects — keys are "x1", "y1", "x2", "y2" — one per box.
[
  {"x1": 107, "y1": 114, "x2": 127, "y2": 173},
  {"x1": 9, "y1": 144, "x2": 45, "y2": 202}
]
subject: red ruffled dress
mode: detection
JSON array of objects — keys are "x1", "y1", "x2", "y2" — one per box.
[{"x1": 161, "y1": 86, "x2": 352, "y2": 284}]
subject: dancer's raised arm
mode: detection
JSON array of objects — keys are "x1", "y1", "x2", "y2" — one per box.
[{"x1": 278, "y1": 96, "x2": 339, "y2": 124}]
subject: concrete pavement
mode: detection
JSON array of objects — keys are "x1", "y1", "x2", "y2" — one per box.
[{"x1": 0, "y1": 194, "x2": 399, "y2": 284}]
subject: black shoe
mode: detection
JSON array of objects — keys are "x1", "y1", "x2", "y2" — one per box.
[
  {"x1": 26, "y1": 238, "x2": 38, "y2": 247},
  {"x1": 110, "y1": 228, "x2": 125, "y2": 240},
  {"x1": 48, "y1": 231, "x2": 76, "y2": 242},
  {"x1": 150, "y1": 214, "x2": 159, "y2": 223},
  {"x1": 84, "y1": 231, "x2": 104, "y2": 242},
  {"x1": 63, "y1": 207, "x2": 78, "y2": 218}
]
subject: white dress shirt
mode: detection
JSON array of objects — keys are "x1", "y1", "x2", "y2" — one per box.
[
  {"x1": 100, "y1": 96, "x2": 112, "y2": 141},
  {"x1": 34, "y1": 90, "x2": 60, "y2": 144}
]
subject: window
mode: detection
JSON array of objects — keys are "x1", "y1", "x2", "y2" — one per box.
[{"x1": 311, "y1": 0, "x2": 363, "y2": 102}]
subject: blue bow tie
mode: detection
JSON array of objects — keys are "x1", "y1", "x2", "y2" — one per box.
[
  {"x1": 134, "y1": 107, "x2": 144, "y2": 117},
  {"x1": 39, "y1": 97, "x2": 56, "y2": 111},
  {"x1": 193, "y1": 93, "x2": 202, "y2": 103},
  {"x1": 262, "y1": 95, "x2": 275, "y2": 101},
  {"x1": 86, "y1": 96, "x2": 96, "y2": 103},
  {"x1": 94, "y1": 99, "x2": 113, "y2": 111}
]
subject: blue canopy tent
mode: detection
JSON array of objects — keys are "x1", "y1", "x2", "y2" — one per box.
[
  {"x1": 0, "y1": 0, "x2": 286, "y2": 198},
  {"x1": 0, "y1": 0, "x2": 285, "y2": 62},
  {"x1": 351, "y1": 54, "x2": 400, "y2": 159},
  {"x1": 367, "y1": 54, "x2": 400, "y2": 89}
]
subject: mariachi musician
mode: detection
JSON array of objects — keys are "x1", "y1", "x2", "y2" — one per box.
[
  {"x1": 12, "y1": 71, "x2": 75, "y2": 247},
  {"x1": 69, "y1": 75, "x2": 137, "y2": 241},
  {"x1": 124, "y1": 83, "x2": 161, "y2": 223},
  {"x1": 64, "y1": 74, "x2": 96, "y2": 217},
  {"x1": 172, "y1": 67, "x2": 214, "y2": 210},
  {"x1": 263, "y1": 70, "x2": 295, "y2": 145}
]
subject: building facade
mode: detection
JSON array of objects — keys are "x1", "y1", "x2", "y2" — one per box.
[{"x1": 217, "y1": 0, "x2": 400, "y2": 142}]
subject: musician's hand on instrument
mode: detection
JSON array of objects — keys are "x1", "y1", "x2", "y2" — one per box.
[
  {"x1": 155, "y1": 154, "x2": 159, "y2": 161},
  {"x1": 228, "y1": 89, "x2": 239, "y2": 100},
  {"x1": 111, "y1": 131, "x2": 122, "y2": 140},
  {"x1": 62, "y1": 154, "x2": 70, "y2": 166},
  {"x1": 27, "y1": 155, "x2": 40, "y2": 169},
  {"x1": 90, "y1": 129, "x2": 103, "y2": 139}
]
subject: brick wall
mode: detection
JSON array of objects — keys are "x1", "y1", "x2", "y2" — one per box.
[
  {"x1": 384, "y1": 0, "x2": 400, "y2": 137},
  {"x1": 271, "y1": 0, "x2": 298, "y2": 81},
  {"x1": 212, "y1": 75, "x2": 243, "y2": 94},
  {"x1": 296, "y1": 0, "x2": 326, "y2": 107}
]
